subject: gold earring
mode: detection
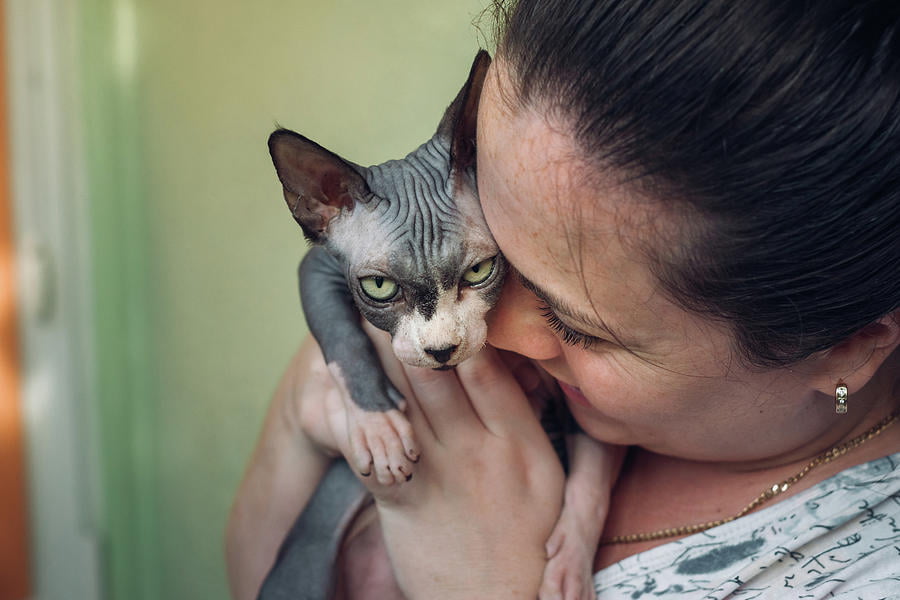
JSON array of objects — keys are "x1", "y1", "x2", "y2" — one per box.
[{"x1": 835, "y1": 381, "x2": 849, "y2": 414}]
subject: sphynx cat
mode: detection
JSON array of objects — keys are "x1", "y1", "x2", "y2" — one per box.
[{"x1": 261, "y1": 51, "x2": 618, "y2": 600}]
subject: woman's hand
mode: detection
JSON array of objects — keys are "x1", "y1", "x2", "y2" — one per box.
[{"x1": 324, "y1": 323, "x2": 567, "y2": 599}]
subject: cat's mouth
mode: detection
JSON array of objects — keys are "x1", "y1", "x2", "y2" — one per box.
[{"x1": 432, "y1": 365, "x2": 456, "y2": 372}]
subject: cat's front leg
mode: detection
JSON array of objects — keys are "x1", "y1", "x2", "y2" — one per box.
[
  {"x1": 299, "y1": 248, "x2": 420, "y2": 484},
  {"x1": 325, "y1": 358, "x2": 418, "y2": 485},
  {"x1": 540, "y1": 436, "x2": 625, "y2": 600}
]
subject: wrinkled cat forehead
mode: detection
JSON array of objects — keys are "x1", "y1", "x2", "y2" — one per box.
[
  {"x1": 363, "y1": 137, "x2": 455, "y2": 205},
  {"x1": 354, "y1": 137, "x2": 479, "y2": 231},
  {"x1": 329, "y1": 204, "x2": 497, "y2": 274}
]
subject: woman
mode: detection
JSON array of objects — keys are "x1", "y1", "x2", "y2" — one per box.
[{"x1": 227, "y1": 0, "x2": 900, "y2": 598}]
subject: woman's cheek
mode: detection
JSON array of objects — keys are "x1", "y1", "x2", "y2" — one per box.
[{"x1": 566, "y1": 350, "x2": 652, "y2": 414}]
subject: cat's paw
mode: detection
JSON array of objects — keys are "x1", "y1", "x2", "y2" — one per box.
[
  {"x1": 539, "y1": 515, "x2": 598, "y2": 600},
  {"x1": 326, "y1": 360, "x2": 419, "y2": 481},
  {"x1": 346, "y1": 403, "x2": 418, "y2": 485}
]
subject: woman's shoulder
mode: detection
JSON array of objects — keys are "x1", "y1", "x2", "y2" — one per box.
[{"x1": 594, "y1": 452, "x2": 900, "y2": 599}]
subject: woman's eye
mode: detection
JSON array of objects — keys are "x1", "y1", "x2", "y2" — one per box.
[
  {"x1": 359, "y1": 276, "x2": 399, "y2": 301},
  {"x1": 538, "y1": 304, "x2": 601, "y2": 350},
  {"x1": 462, "y1": 256, "x2": 496, "y2": 286}
]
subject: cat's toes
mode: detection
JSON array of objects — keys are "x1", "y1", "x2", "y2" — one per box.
[
  {"x1": 540, "y1": 529, "x2": 597, "y2": 600},
  {"x1": 539, "y1": 554, "x2": 596, "y2": 600},
  {"x1": 349, "y1": 409, "x2": 416, "y2": 485},
  {"x1": 387, "y1": 409, "x2": 419, "y2": 463},
  {"x1": 538, "y1": 565, "x2": 563, "y2": 600}
]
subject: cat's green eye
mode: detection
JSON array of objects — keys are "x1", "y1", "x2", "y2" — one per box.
[
  {"x1": 360, "y1": 276, "x2": 399, "y2": 301},
  {"x1": 462, "y1": 257, "x2": 496, "y2": 286}
]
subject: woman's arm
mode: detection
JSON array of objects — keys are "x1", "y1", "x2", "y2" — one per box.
[
  {"x1": 225, "y1": 337, "x2": 336, "y2": 600},
  {"x1": 227, "y1": 324, "x2": 567, "y2": 599}
]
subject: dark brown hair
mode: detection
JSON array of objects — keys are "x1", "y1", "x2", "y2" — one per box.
[{"x1": 491, "y1": 0, "x2": 900, "y2": 367}]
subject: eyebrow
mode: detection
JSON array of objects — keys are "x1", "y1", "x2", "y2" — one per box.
[{"x1": 516, "y1": 271, "x2": 639, "y2": 349}]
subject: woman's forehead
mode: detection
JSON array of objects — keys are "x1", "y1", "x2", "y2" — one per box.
[
  {"x1": 478, "y1": 65, "x2": 578, "y2": 222},
  {"x1": 478, "y1": 63, "x2": 638, "y2": 269},
  {"x1": 476, "y1": 62, "x2": 704, "y2": 348}
]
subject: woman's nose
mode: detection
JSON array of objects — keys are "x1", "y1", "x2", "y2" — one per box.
[{"x1": 487, "y1": 274, "x2": 562, "y2": 361}]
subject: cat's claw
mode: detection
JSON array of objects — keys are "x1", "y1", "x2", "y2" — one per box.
[
  {"x1": 346, "y1": 403, "x2": 418, "y2": 485},
  {"x1": 326, "y1": 361, "x2": 419, "y2": 482}
]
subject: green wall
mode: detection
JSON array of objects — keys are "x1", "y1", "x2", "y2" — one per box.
[{"x1": 80, "y1": 1, "x2": 490, "y2": 598}]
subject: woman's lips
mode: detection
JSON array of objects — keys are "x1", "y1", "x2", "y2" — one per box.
[{"x1": 557, "y1": 381, "x2": 593, "y2": 409}]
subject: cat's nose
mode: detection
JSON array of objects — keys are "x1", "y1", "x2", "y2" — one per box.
[{"x1": 424, "y1": 345, "x2": 458, "y2": 364}]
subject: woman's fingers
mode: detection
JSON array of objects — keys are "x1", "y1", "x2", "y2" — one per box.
[
  {"x1": 351, "y1": 323, "x2": 546, "y2": 465},
  {"x1": 401, "y1": 365, "x2": 483, "y2": 443},
  {"x1": 359, "y1": 320, "x2": 436, "y2": 443},
  {"x1": 455, "y1": 345, "x2": 548, "y2": 438},
  {"x1": 395, "y1": 345, "x2": 546, "y2": 443},
  {"x1": 356, "y1": 318, "x2": 549, "y2": 444}
]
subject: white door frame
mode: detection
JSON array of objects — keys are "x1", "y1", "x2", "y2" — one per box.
[{"x1": 6, "y1": 0, "x2": 103, "y2": 598}]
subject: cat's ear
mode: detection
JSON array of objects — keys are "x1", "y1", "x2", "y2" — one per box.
[
  {"x1": 268, "y1": 129, "x2": 369, "y2": 242},
  {"x1": 437, "y1": 50, "x2": 491, "y2": 177}
]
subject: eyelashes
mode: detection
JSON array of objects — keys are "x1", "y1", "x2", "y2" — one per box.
[{"x1": 538, "y1": 304, "x2": 601, "y2": 350}]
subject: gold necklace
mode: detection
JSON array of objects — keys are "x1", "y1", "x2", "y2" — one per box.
[{"x1": 601, "y1": 410, "x2": 899, "y2": 545}]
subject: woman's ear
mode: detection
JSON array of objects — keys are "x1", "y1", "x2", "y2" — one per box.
[{"x1": 809, "y1": 309, "x2": 900, "y2": 396}]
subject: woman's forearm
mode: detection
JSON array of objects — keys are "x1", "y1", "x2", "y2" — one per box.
[{"x1": 225, "y1": 339, "x2": 332, "y2": 600}]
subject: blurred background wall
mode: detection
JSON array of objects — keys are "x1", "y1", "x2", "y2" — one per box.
[{"x1": 5, "y1": 0, "x2": 491, "y2": 598}]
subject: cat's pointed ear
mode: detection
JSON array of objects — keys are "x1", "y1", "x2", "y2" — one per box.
[
  {"x1": 437, "y1": 50, "x2": 491, "y2": 176},
  {"x1": 268, "y1": 128, "x2": 369, "y2": 242}
]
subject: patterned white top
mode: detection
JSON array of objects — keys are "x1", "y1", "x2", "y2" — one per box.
[{"x1": 595, "y1": 452, "x2": 900, "y2": 599}]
